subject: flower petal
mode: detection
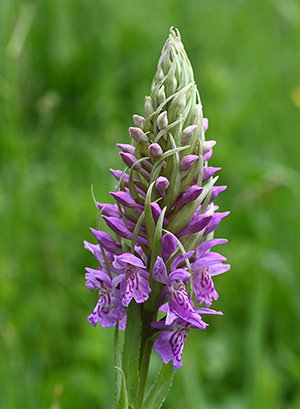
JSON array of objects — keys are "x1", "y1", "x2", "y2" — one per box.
[
  {"x1": 171, "y1": 251, "x2": 194, "y2": 271},
  {"x1": 116, "y1": 253, "x2": 146, "y2": 269},
  {"x1": 153, "y1": 257, "x2": 168, "y2": 284},
  {"x1": 193, "y1": 268, "x2": 219, "y2": 307},
  {"x1": 196, "y1": 238, "x2": 228, "y2": 258},
  {"x1": 122, "y1": 273, "x2": 151, "y2": 307},
  {"x1": 153, "y1": 324, "x2": 189, "y2": 370}
]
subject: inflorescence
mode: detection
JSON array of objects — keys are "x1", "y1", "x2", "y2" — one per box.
[{"x1": 84, "y1": 28, "x2": 230, "y2": 370}]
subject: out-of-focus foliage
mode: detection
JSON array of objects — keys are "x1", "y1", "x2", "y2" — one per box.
[{"x1": 1, "y1": 0, "x2": 300, "y2": 408}]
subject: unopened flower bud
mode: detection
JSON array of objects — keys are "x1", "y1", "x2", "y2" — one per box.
[
  {"x1": 202, "y1": 149, "x2": 213, "y2": 162},
  {"x1": 175, "y1": 93, "x2": 186, "y2": 117},
  {"x1": 210, "y1": 186, "x2": 227, "y2": 202},
  {"x1": 97, "y1": 202, "x2": 120, "y2": 217},
  {"x1": 166, "y1": 75, "x2": 177, "y2": 96},
  {"x1": 202, "y1": 140, "x2": 216, "y2": 156},
  {"x1": 133, "y1": 114, "x2": 145, "y2": 127},
  {"x1": 162, "y1": 54, "x2": 172, "y2": 73},
  {"x1": 181, "y1": 125, "x2": 198, "y2": 144},
  {"x1": 188, "y1": 214, "x2": 212, "y2": 233},
  {"x1": 157, "y1": 111, "x2": 168, "y2": 130},
  {"x1": 110, "y1": 191, "x2": 136, "y2": 208},
  {"x1": 129, "y1": 127, "x2": 148, "y2": 144},
  {"x1": 101, "y1": 216, "x2": 131, "y2": 239},
  {"x1": 119, "y1": 152, "x2": 142, "y2": 169},
  {"x1": 157, "y1": 85, "x2": 166, "y2": 105},
  {"x1": 179, "y1": 155, "x2": 199, "y2": 171},
  {"x1": 162, "y1": 232, "x2": 178, "y2": 258},
  {"x1": 90, "y1": 228, "x2": 122, "y2": 255},
  {"x1": 150, "y1": 202, "x2": 168, "y2": 223},
  {"x1": 203, "y1": 211, "x2": 230, "y2": 236},
  {"x1": 148, "y1": 143, "x2": 163, "y2": 159},
  {"x1": 182, "y1": 185, "x2": 203, "y2": 202},
  {"x1": 109, "y1": 169, "x2": 129, "y2": 184},
  {"x1": 145, "y1": 96, "x2": 154, "y2": 117},
  {"x1": 203, "y1": 118, "x2": 209, "y2": 133},
  {"x1": 117, "y1": 143, "x2": 135, "y2": 155},
  {"x1": 157, "y1": 68, "x2": 164, "y2": 81},
  {"x1": 202, "y1": 166, "x2": 221, "y2": 182},
  {"x1": 155, "y1": 176, "x2": 169, "y2": 196},
  {"x1": 193, "y1": 103, "x2": 203, "y2": 122}
]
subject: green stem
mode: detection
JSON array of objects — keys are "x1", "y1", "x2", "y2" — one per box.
[{"x1": 135, "y1": 309, "x2": 156, "y2": 409}]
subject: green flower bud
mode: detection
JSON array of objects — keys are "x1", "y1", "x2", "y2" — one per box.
[
  {"x1": 157, "y1": 111, "x2": 168, "y2": 130},
  {"x1": 157, "y1": 85, "x2": 166, "y2": 105}
]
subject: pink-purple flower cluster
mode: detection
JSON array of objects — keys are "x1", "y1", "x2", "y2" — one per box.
[{"x1": 84, "y1": 29, "x2": 230, "y2": 370}]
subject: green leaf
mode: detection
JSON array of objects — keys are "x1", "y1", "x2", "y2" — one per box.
[
  {"x1": 144, "y1": 181, "x2": 156, "y2": 251},
  {"x1": 151, "y1": 206, "x2": 167, "y2": 271},
  {"x1": 115, "y1": 366, "x2": 129, "y2": 409},
  {"x1": 130, "y1": 210, "x2": 145, "y2": 253},
  {"x1": 122, "y1": 302, "x2": 142, "y2": 407},
  {"x1": 143, "y1": 362, "x2": 175, "y2": 409}
]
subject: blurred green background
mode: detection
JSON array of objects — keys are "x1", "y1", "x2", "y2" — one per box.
[{"x1": 1, "y1": 0, "x2": 300, "y2": 408}]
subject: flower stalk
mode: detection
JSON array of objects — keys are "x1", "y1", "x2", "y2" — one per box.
[{"x1": 84, "y1": 27, "x2": 230, "y2": 409}]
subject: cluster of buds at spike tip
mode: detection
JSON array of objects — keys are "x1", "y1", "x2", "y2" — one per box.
[{"x1": 84, "y1": 28, "x2": 230, "y2": 372}]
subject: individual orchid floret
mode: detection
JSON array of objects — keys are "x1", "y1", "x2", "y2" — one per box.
[
  {"x1": 203, "y1": 140, "x2": 216, "y2": 155},
  {"x1": 181, "y1": 125, "x2": 198, "y2": 144},
  {"x1": 85, "y1": 268, "x2": 126, "y2": 328},
  {"x1": 132, "y1": 114, "x2": 145, "y2": 127},
  {"x1": 203, "y1": 118, "x2": 209, "y2": 133},
  {"x1": 203, "y1": 211, "x2": 230, "y2": 236},
  {"x1": 84, "y1": 240, "x2": 104, "y2": 266},
  {"x1": 96, "y1": 202, "x2": 121, "y2": 217},
  {"x1": 152, "y1": 319, "x2": 190, "y2": 370},
  {"x1": 202, "y1": 166, "x2": 221, "y2": 182},
  {"x1": 129, "y1": 127, "x2": 148, "y2": 144},
  {"x1": 116, "y1": 143, "x2": 136, "y2": 155},
  {"x1": 152, "y1": 255, "x2": 200, "y2": 325},
  {"x1": 179, "y1": 155, "x2": 199, "y2": 172},
  {"x1": 202, "y1": 149, "x2": 213, "y2": 162},
  {"x1": 102, "y1": 215, "x2": 132, "y2": 239},
  {"x1": 190, "y1": 239, "x2": 230, "y2": 307},
  {"x1": 192, "y1": 267, "x2": 219, "y2": 307},
  {"x1": 155, "y1": 176, "x2": 169, "y2": 196},
  {"x1": 110, "y1": 190, "x2": 137, "y2": 208},
  {"x1": 113, "y1": 253, "x2": 151, "y2": 307},
  {"x1": 152, "y1": 307, "x2": 223, "y2": 370},
  {"x1": 161, "y1": 232, "x2": 178, "y2": 258},
  {"x1": 157, "y1": 111, "x2": 168, "y2": 130},
  {"x1": 90, "y1": 228, "x2": 123, "y2": 255},
  {"x1": 148, "y1": 143, "x2": 163, "y2": 159}
]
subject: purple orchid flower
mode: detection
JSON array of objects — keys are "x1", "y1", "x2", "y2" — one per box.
[
  {"x1": 190, "y1": 239, "x2": 230, "y2": 307},
  {"x1": 85, "y1": 268, "x2": 126, "y2": 329},
  {"x1": 153, "y1": 319, "x2": 191, "y2": 370},
  {"x1": 152, "y1": 307, "x2": 222, "y2": 370},
  {"x1": 153, "y1": 255, "x2": 201, "y2": 325},
  {"x1": 113, "y1": 253, "x2": 151, "y2": 307}
]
